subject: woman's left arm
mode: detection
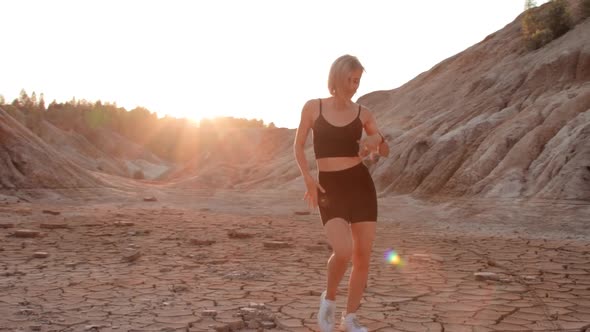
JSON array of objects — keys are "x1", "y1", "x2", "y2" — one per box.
[{"x1": 362, "y1": 108, "x2": 390, "y2": 158}]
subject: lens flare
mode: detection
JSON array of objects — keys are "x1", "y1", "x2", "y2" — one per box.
[{"x1": 384, "y1": 249, "x2": 404, "y2": 267}]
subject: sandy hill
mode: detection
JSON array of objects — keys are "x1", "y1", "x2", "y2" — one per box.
[
  {"x1": 162, "y1": 127, "x2": 302, "y2": 190},
  {"x1": 0, "y1": 107, "x2": 104, "y2": 189},
  {"x1": 2, "y1": 106, "x2": 171, "y2": 182},
  {"x1": 359, "y1": 12, "x2": 590, "y2": 201}
]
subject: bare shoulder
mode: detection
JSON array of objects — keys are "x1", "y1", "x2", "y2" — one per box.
[
  {"x1": 358, "y1": 104, "x2": 375, "y2": 123},
  {"x1": 304, "y1": 98, "x2": 322, "y2": 110},
  {"x1": 301, "y1": 98, "x2": 321, "y2": 120}
]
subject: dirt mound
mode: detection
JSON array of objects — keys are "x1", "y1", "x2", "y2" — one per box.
[
  {"x1": 164, "y1": 127, "x2": 303, "y2": 189},
  {"x1": 39, "y1": 121, "x2": 130, "y2": 178},
  {"x1": 33, "y1": 116, "x2": 170, "y2": 181},
  {"x1": 86, "y1": 128, "x2": 172, "y2": 180},
  {"x1": 0, "y1": 107, "x2": 104, "y2": 189},
  {"x1": 359, "y1": 16, "x2": 590, "y2": 200}
]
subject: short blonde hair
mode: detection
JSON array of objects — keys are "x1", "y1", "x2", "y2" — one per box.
[{"x1": 328, "y1": 55, "x2": 365, "y2": 96}]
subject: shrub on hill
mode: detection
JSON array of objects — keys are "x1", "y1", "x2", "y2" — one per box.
[{"x1": 522, "y1": 0, "x2": 573, "y2": 50}]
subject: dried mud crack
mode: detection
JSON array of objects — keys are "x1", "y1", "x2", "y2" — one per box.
[{"x1": 1, "y1": 199, "x2": 589, "y2": 332}]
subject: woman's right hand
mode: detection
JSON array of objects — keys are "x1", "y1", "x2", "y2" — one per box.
[{"x1": 303, "y1": 175, "x2": 325, "y2": 209}]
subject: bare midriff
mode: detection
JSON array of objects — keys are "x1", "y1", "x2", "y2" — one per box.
[{"x1": 317, "y1": 156, "x2": 362, "y2": 172}]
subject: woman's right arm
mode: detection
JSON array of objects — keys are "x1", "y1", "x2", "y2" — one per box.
[
  {"x1": 293, "y1": 100, "x2": 323, "y2": 208},
  {"x1": 293, "y1": 100, "x2": 314, "y2": 180}
]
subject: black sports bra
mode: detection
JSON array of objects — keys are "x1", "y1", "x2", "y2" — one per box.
[{"x1": 313, "y1": 99, "x2": 363, "y2": 159}]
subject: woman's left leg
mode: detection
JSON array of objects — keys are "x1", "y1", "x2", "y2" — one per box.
[{"x1": 346, "y1": 221, "x2": 376, "y2": 314}]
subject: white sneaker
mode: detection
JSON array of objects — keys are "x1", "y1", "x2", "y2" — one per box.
[
  {"x1": 339, "y1": 313, "x2": 367, "y2": 332},
  {"x1": 317, "y1": 290, "x2": 336, "y2": 332}
]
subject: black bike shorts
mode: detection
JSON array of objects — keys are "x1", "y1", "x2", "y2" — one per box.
[{"x1": 317, "y1": 162, "x2": 377, "y2": 225}]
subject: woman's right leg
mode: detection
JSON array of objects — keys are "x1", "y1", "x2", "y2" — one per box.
[
  {"x1": 318, "y1": 217, "x2": 351, "y2": 332},
  {"x1": 324, "y1": 218, "x2": 352, "y2": 300}
]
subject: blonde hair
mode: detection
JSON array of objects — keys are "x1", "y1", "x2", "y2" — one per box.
[{"x1": 328, "y1": 55, "x2": 365, "y2": 96}]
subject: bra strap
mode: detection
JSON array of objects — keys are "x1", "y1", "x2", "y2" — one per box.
[{"x1": 319, "y1": 99, "x2": 322, "y2": 114}]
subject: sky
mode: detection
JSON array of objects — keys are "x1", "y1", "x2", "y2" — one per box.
[{"x1": 1, "y1": 0, "x2": 546, "y2": 129}]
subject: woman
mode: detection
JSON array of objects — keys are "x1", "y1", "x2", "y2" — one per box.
[{"x1": 293, "y1": 55, "x2": 389, "y2": 332}]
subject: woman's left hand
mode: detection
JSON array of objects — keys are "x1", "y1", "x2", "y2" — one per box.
[{"x1": 358, "y1": 134, "x2": 383, "y2": 159}]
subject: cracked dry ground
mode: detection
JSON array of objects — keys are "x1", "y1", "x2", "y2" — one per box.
[{"x1": 1, "y1": 203, "x2": 590, "y2": 332}]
